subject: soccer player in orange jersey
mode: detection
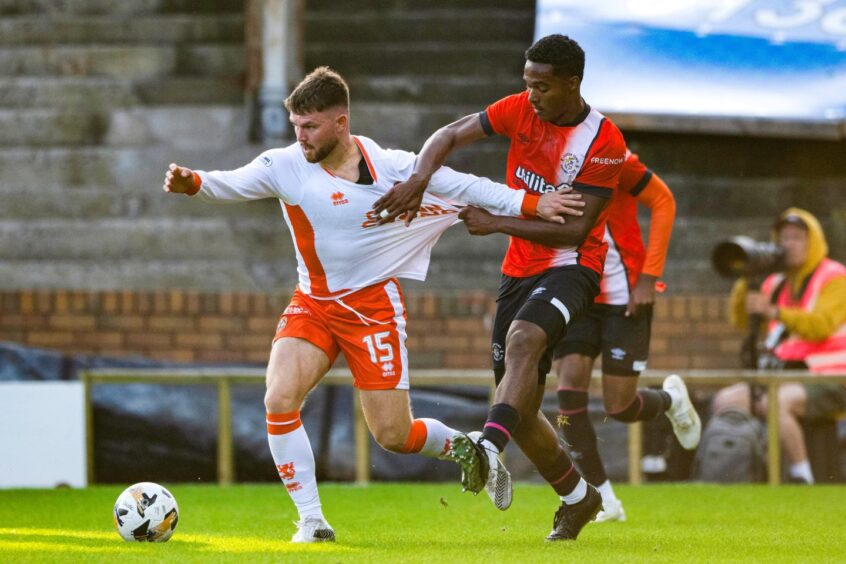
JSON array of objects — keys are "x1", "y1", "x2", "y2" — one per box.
[
  {"x1": 163, "y1": 67, "x2": 582, "y2": 543},
  {"x1": 374, "y1": 34, "x2": 698, "y2": 541},
  {"x1": 553, "y1": 151, "x2": 700, "y2": 523}
]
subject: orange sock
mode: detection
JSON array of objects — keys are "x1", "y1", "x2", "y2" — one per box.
[
  {"x1": 267, "y1": 411, "x2": 302, "y2": 435},
  {"x1": 401, "y1": 419, "x2": 428, "y2": 453}
]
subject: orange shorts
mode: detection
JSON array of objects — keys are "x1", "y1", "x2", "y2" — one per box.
[{"x1": 273, "y1": 279, "x2": 409, "y2": 390}]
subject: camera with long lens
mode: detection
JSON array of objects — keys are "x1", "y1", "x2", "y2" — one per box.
[
  {"x1": 711, "y1": 236, "x2": 785, "y2": 279},
  {"x1": 712, "y1": 236, "x2": 786, "y2": 369}
]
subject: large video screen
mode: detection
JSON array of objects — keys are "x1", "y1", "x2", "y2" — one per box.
[{"x1": 536, "y1": 1, "x2": 846, "y2": 122}]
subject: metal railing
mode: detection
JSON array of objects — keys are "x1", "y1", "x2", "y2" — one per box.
[{"x1": 80, "y1": 368, "x2": 846, "y2": 486}]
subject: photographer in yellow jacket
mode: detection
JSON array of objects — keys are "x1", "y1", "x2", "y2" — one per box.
[{"x1": 712, "y1": 208, "x2": 846, "y2": 484}]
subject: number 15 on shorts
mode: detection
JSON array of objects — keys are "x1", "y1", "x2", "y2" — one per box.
[{"x1": 363, "y1": 331, "x2": 394, "y2": 364}]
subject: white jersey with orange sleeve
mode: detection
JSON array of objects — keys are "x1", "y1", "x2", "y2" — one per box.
[{"x1": 193, "y1": 135, "x2": 537, "y2": 298}]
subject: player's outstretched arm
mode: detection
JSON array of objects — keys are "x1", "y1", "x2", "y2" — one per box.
[
  {"x1": 422, "y1": 162, "x2": 586, "y2": 223},
  {"x1": 459, "y1": 192, "x2": 608, "y2": 248},
  {"x1": 163, "y1": 163, "x2": 200, "y2": 195},
  {"x1": 373, "y1": 113, "x2": 488, "y2": 226}
]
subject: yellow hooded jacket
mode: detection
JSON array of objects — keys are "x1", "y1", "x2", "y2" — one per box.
[{"x1": 729, "y1": 208, "x2": 846, "y2": 343}]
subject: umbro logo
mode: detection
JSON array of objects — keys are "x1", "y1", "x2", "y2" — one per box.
[
  {"x1": 530, "y1": 286, "x2": 546, "y2": 297},
  {"x1": 610, "y1": 347, "x2": 627, "y2": 361},
  {"x1": 331, "y1": 191, "x2": 349, "y2": 206}
]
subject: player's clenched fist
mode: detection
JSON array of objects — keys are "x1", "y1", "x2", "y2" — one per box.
[
  {"x1": 459, "y1": 206, "x2": 500, "y2": 236},
  {"x1": 163, "y1": 163, "x2": 199, "y2": 194}
]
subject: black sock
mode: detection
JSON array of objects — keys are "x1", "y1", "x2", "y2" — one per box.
[
  {"x1": 481, "y1": 403, "x2": 520, "y2": 452},
  {"x1": 609, "y1": 390, "x2": 672, "y2": 423},
  {"x1": 537, "y1": 448, "x2": 581, "y2": 496},
  {"x1": 557, "y1": 389, "x2": 607, "y2": 486}
]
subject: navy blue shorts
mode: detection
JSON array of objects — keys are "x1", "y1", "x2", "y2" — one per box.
[
  {"x1": 553, "y1": 302, "x2": 653, "y2": 376},
  {"x1": 491, "y1": 264, "x2": 600, "y2": 386}
]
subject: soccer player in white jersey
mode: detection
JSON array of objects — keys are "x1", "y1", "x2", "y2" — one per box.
[{"x1": 163, "y1": 67, "x2": 584, "y2": 543}]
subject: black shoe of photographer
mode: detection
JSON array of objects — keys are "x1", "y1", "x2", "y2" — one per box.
[{"x1": 545, "y1": 485, "x2": 602, "y2": 541}]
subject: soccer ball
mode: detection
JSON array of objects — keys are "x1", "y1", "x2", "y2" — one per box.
[{"x1": 113, "y1": 482, "x2": 179, "y2": 542}]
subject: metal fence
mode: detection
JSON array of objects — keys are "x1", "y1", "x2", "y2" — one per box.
[{"x1": 80, "y1": 368, "x2": 846, "y2": 486}]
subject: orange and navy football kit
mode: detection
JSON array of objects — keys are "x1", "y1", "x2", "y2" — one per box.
[
  {"x1": 192, "y1": 135, "x2": 541, "y2": 390},
  {"x1": 478, "y1": 92, "x2": 626, "y2": 383},
  {"x1": 554, "y1": 150, "x2": 675, "y2": 376}
]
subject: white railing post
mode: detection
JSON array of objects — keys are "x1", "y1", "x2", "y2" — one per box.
[{"x1": 250, "y1": 0, "x2": 303, "y2": 141}]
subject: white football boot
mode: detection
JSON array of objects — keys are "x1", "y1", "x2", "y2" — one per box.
[
  {"x1": 291, "y1": 516, "x2": 335, "y2": 543},
  {"x1": 593, "y1": 497, "x2": 627, "y2": 523},
  {"x1": 663, "y1": 374, "x2": 702, "y2": 450},
  {"x1": 472, "y1": 431, "x2": 513, "y2": 511},
  {"x1": 450, "y1": 431, "x2": 512, "y2": 510}
]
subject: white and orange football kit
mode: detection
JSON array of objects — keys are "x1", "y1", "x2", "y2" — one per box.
[{"x1": 191, "y1": 135, "x2": 541, "y2": 390}]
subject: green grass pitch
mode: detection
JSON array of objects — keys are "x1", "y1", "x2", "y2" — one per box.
[{"x1": 1, "y1": 483, "x2": 844, "y2": 563}]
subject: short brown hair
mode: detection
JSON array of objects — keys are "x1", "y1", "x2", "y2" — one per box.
[{"x1": 284, "y1": 66, "x2": 350, "y2": 114}]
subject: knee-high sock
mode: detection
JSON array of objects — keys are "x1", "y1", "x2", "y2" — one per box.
[
  {"x1": 267, "y1": 411, "x2": 323, "y2": 520},
  {"x1": 557, "y1": 389, "x2": 608, "y2": 487},
  {"x1": 481, "y1": 403, "x2": 520, "y2": 453},
  {"x1": 608, "y1": 390, "x2": 671, "y2": 423},
  {"x1": 401, "y1": 418, "x2": 458, "y2": 458},
  {"x1": 536, "y1": 448, "x2": 585, "y2": 502}
]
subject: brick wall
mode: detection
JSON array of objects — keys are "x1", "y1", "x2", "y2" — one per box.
[{"x1": 0, "y1": 290, "x2": 743, "y2": 370}]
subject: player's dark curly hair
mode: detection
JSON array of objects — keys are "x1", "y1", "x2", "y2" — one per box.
[
  {"x1": 525, "y1": 34, "x2": 585, "y2": 80},
  {"x1": 285, "y1": 66, "x2": 350, "y2": 114}
]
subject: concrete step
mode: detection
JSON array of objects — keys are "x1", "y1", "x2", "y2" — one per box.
[
  {"x1": 0, "y1": 0, "x2": 244, "y2": 16},
  {"x1": 1, "y1": 218, "x2": 244, "y2": 260},
  {"x1": 133, "y1": 76, "x2": 244, "y2": 106},
  {"x1": 0, "y1": 106, "x2": 246, "y2": 148},
  {"x1": 0, "y1": 187, "x2": 135, "y2": 219},
  {"x1": 0, "y1": 76, "x2": 138, "y2": 107},
  {"x1": 0, "y1": 185, "x2": 283, "y2": 221},
  {"x1": 306, "y1": 41, "x2": 526, "y2": 78},
  {"x1": 353, "y1": 102, "x2": 488, "y2": 149},
  {"x1": 347, "y1": 75, "x2": 522, "y2": 106},
  {"x1": 0, "y1": 108, "x2": 106, "y2": 146},
  {"x1": 304, "y1": 10, "x2": 533, "y2": 43},
  {"x1": 0, "y1": 14, "x2": 243, "y2": 45},
  {"x1": 0, "y1": 140, "x2": 509, "y2": 188},
  {"x1": 0, "y1": 259, "x2": 261, "y2": 291},
  {"x1": 0, "y1": 76, "x2": 244, "y2": 108},
  {"x1": 0, "y1": 44, "x2": 243, "y2": 78},
  {"x1": 0, "y1": 145, "x2": 265, "y2": 188},
  {"x1": 104, "y1": 105, "x2": 247, "y2": 149}
]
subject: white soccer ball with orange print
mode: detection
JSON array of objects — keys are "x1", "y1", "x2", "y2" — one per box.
[{"x1": 113, "y1": 482, "x2": 179, "y2": 542}]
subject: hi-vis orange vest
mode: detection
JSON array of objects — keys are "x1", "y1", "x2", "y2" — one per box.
[{"x1": 762, "y1": 258, "x2": 846, "y2": 373}]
